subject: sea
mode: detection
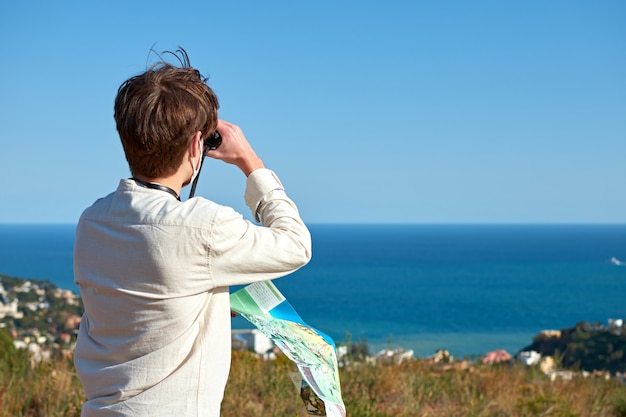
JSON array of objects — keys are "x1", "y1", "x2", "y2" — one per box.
[{"x1": 1, "y1": 223, "x2": 625, "y2": 359}]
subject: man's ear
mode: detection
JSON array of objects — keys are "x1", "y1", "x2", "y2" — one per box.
[{"x1": 190, "y1": 131, "x2": 203, "y2": 157}]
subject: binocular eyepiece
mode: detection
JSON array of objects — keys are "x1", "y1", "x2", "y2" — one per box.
[{"x1": 204, "y1": 131, "x2": 222, "y2": 153}]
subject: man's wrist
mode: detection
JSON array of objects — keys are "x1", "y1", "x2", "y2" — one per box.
[{"x1": 241, "y1": 157, "x2": 265, "y2": 177}]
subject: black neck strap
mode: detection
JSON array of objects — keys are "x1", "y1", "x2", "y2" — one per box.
[
  {"x1": 131, "y1": 178, "x2": 181, "y2": 201},
  {"x1": 188, "y1": 147, "x2": 207, "y2": 199}
]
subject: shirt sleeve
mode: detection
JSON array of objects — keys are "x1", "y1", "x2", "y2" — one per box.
[{"x1": 208, "y1": 168, "x2": 312, "y2": 287}]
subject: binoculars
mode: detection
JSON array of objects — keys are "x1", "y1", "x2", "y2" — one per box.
[{"x1": 204, "y1": 131, "x2": 222, "y2": 153}]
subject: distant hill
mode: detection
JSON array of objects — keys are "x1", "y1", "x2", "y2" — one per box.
[{"x1": 521, "y1": 320, "x2": 626, "y2": 374}]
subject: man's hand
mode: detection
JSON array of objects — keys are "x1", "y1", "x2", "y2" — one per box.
[{"x1": 207, "y1": 120, "x2": 265, "y2": 177}]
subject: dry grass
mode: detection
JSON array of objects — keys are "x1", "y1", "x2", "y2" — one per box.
[
  {"x1": 338, "y1": 359, "x2": 626, "y2": 417},
  {"x1": 0, "y1": 355, "x2": 83, "y2": 417},
  {"x1": 1, "y1": 339, "x2": 625, "y2": 417},
  {"x1": 224, "y1": 351, "x2": 626, "y2": 417}
]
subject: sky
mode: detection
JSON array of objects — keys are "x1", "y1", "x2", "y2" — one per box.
[{"x1": 0, "y1": 1, "x2": 624, "y2": 224}]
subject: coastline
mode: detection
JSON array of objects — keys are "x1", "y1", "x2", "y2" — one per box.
[
  {"x1": 0, "y1": 273, "x2": 537, "y2": 360},
  {"x1": 2, "y1": 274, "x2": 626, "y2": 381}
]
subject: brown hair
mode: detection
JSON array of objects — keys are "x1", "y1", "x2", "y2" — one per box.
[{"x1": 114, "y1": 48, "x2": 219, "y2": 178}]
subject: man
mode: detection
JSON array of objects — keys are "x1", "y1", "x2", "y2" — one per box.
[{"x1": 73, "y1": 49, "x2": 311, "y2": 416}]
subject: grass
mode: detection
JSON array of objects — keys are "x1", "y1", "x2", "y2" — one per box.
[{"x1": 2, "y1": 330, "x2": 626, "y2": 417}]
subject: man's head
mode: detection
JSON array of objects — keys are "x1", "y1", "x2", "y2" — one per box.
[{"x1": 114, "y1": 49, "x2": 219, "y2": 179}]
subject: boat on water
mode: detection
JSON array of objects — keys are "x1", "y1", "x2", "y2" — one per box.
[{"x1": 610, "y1": 257, "x2": 624, "y2": 266}]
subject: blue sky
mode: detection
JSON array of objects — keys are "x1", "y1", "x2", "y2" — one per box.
[{"x1": 1, "y1": 1, "x2": 624, "y2": 224}]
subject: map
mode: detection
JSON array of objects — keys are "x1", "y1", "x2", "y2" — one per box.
[{"x1": 230, "y1": 281, "x2": 346, "y2": 417}]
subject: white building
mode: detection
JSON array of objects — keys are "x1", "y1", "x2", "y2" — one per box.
[
  {"x1": 0, "y1": 298, "x2": 23, "y2": 319},
  {"x1": 517, "y1": 350, "x2": 542, "y2": 366},
  {"x1": 232, "y1": 329, "x2": 274, "y2": 356}
]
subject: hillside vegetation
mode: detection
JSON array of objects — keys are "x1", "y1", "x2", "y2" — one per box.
[{"x1": 522, "y1": 321, "x2": 626, "y2": 374}]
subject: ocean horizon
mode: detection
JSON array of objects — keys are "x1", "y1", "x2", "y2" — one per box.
[{"x1": 1, "y1": 223, "x2": 625, "y2": 358}]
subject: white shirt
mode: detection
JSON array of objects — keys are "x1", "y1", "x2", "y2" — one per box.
[{"x1": 74, "y1": 169, "x2": 311, "y2": 416}]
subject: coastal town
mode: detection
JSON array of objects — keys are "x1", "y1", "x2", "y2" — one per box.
[
  {"x1": 1, "y1": 274, "x2": 625, "y2": 387},
  {"x1": 0, "y1": 275, "x2": 82, "y2": 362}
]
